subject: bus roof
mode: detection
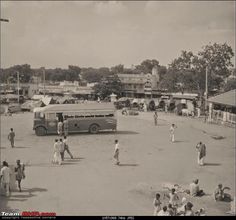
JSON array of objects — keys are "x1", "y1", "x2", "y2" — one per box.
[{"x1": 34, "y1": 103, "x2": 116, "y2": 113}]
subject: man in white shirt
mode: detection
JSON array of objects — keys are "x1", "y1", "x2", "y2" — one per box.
[{"x1": 0, "y1": 161, "x2": 11, "y2": 196}]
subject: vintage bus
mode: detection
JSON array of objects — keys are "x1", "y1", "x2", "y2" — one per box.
[{"x1": 33, "y1": 103, "x2": 117, "y2": 136}]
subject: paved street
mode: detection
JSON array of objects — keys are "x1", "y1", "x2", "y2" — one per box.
[{"x1": 0, "y1": 111, "x2": 235, "y2": 216}]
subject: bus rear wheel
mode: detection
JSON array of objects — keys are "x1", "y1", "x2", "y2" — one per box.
[
  {"x1": 89, "y1": 124, "x2": 99, "y2": 134},
  {"x1": 35, "y1": 126, "x2": 47, "y2": 136}
]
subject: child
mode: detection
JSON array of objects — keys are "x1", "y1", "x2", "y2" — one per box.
[
  {"x1": 113, "y1": 140, "x2": 120, "y2": 165},
  {"x1": 153, "y1": 193, "x2": 162, "y2": 216}
]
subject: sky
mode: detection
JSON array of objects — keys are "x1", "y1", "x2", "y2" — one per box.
[{"x1": 0, "y1": 1, "x2": 235, "y2": 69}]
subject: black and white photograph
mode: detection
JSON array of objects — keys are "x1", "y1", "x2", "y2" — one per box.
[{"x1": 0, "y1": 0, "x2": 235, "y2": 217}]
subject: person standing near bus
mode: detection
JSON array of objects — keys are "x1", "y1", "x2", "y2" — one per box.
[
  {"x1": 57, "y1": 120, "x2": 63, "y2": 136},
  {"x1": 63, "y1": 117, "x2": 69, "y2": 136},
  {"x1": 63, "y1": 136, "x2": 73, "y2": 159},
  {"x1": 113, "y1": 140, "x2": 120, "y2": 165},
  {"x1": 8, "y1": 128, "x2": 15, "y2": 148}
]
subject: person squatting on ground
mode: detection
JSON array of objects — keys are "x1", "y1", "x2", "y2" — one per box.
[
  {"x1": 63, "y1": 117, "x2": 69, "y2": 136},
  {"x1": 153, "y1": 193, "x2": 162, "y2": 216},
  {"x1": 59, "y1": 139, "x2": 65, "y2": 161},
  {"x1": 189, "y1": 179, "x2": 205, "y2": 197},
  {"x1": 8, "y1": 128, "x2": 15, "y2": 148},
  {"x1": 170, "y1": 124, "x2": 177, "y2": 142},
  {"x1": 52, "y1": 139, "x2": 62, "y2": 165},
  {"x1": 15, "y1": 160, "x2": 25, "y2": 192},
  {"x1": 0, "y1": 161, "x2": 11, "y2": 197},
  {"x1": 153, "y1": 111, "x2": 158, "y2": 126},
  {"x1": 196, "y1": 142, "x2": 206, "y2": 166},
  {"x1": 214, "y1": 183, "x2": 231, "y2": 202},
  {"x1": 63, "y1": 136, "x2": 73, "y2": 159},
  {"x1": 57, "y1": 120, "x2": 63, "y2": 136},
  {"x1": 113, "y1": 139, "x2": 120, "y2": 165}
]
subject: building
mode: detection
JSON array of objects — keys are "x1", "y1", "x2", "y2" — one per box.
[
  {"x1": 117, "y1": 66, "x2": 160, "y2": 98},
  {"x1": 208, "y1": 89, "x2": 236, "y2": 125}
]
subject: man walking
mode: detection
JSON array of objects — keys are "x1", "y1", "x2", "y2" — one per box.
[
  {"x1": 113, "y1": 140, "x2": 120, "y2": 165},
  {"x1": 15, "y1": 160, "x2": 25, "y2": 192},
  {"x1": 196, "y1": 142, "x2": 206, "y2": 166},
  {"x1": 8, "y1": 128, "x2": 15, "y2": 148},
  {"x1": 63, "y1": 136, "x2": 73, "y2": 159},
  {"x1": 154, "y1": 111, "x2": 158, "y2": 126},
  {"x1": 0, "y1": 161, "x2": 11, "y2": 196}
]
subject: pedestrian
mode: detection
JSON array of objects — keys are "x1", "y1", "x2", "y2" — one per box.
[
  {"x1": 113, "y1": 139, "x2": 120, "y2": 165},
  {"x1": 14, "y1": 160, "x2": 25, "y2": 192},
  {"x1": 63, "y1": 117, "x2": 69, "y2": 136},
  {"x1": 8, "y1": 128, "x2": 15, "y2": 148},
  {"x1": 52, "y1": 139, "x2": 62, "y2": 165},
  {"x1": 157, "y1": 206, "x2": 170, "y2": 216},
  {"x1": 153, "y1": 111, "x2": 158, "y2": 126},
  {"x1": 57, "y1": 120, "x2": 63, "y2": 136},
  {"x1": 59, "y1": 138, "x2": 65, "y2": 161},
  {"x1": 196, "y1": 142, "x2": 206, "y2": 166},
  {"x1": 189, "y1": 179, "x2": 205, "y2": 197},
  {"x1": 153, "y1": 193, "x2": 162, "y2": 216},
  {"x1": 63, "y1": 136, "x2": 73, "y2": 159},
  {"x1": 164, "y1": 188, "x2": 179, "y2": 207},
  {"x1": 0, "y1": 161, "x2": 11, "y2": 197},
  {"x1": 170, "y1": 124, "x2": 177, "y2": 142}
]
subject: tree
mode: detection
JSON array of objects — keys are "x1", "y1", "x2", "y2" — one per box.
[
  {"x1": 135, "y1": 59, "x2": 160, "y2": 74},
  {"x1": 161, "y1": 43, "x2": 234, "y2": 94},
  {"x1": 110, "y1": 64, "x2": 124, "y2": 74},
  {"x1": 93, "y1": 74, "x2": 122, "y2": 99},
  {"x1": 198, "y1": 43, "x2": 234, "y2": 77}
]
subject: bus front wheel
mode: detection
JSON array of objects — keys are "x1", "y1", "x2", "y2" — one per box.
[
  {"x1": 35, "y1": 126, "x2": 47, "y2": 136},
  {"x1": 89, "y1": 124, "x2": 99, "y2": 134}
]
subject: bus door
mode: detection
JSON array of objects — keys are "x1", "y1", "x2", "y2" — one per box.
[{"x1": 45, "y1": 112, "x2": 58, "y2": 134}]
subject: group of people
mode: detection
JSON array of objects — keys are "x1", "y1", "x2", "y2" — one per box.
[
  {"x1": 52, "y1": 116, "x2": 74, "y2": 165},
  {"x1": 0, "y1": 160, "x2": 25, "y2": 196},
  {"x1": 153, "y1": 179, "x2": 232, "y2": 216},
  {"x1": 52, "y1": 136, "x2": 74, "y2": 165}
]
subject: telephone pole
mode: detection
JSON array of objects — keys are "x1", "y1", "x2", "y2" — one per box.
[{"x1": 205, "y1": 65, "x2": 208, "y2": 110}]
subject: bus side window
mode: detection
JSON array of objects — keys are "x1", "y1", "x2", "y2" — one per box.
[
  {"x1": 46, "y1": 113, "x2": 56, "y2": 120},
  {"x1": 105, "y1": 114, "x2": 114, "y2": 117}
]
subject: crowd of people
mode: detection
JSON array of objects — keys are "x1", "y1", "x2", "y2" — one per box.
[{"x1": 153, "y1": 179, "x2": 232, "y2": 216}]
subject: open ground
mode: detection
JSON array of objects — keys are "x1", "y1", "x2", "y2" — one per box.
[{"x1": 0, "y1": 111, "x2": 235, "y2": 216}]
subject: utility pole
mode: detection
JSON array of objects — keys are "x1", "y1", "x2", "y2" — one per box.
[
  {"x1": 41, "y1": 67, "x2": 46, "y2": 96},
  {"x1": 205, "y1": 65, "x2": 208, "y2": 110},
  {"x1": 16, "y1": 71, "x2": 20, "y2": 103}
]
